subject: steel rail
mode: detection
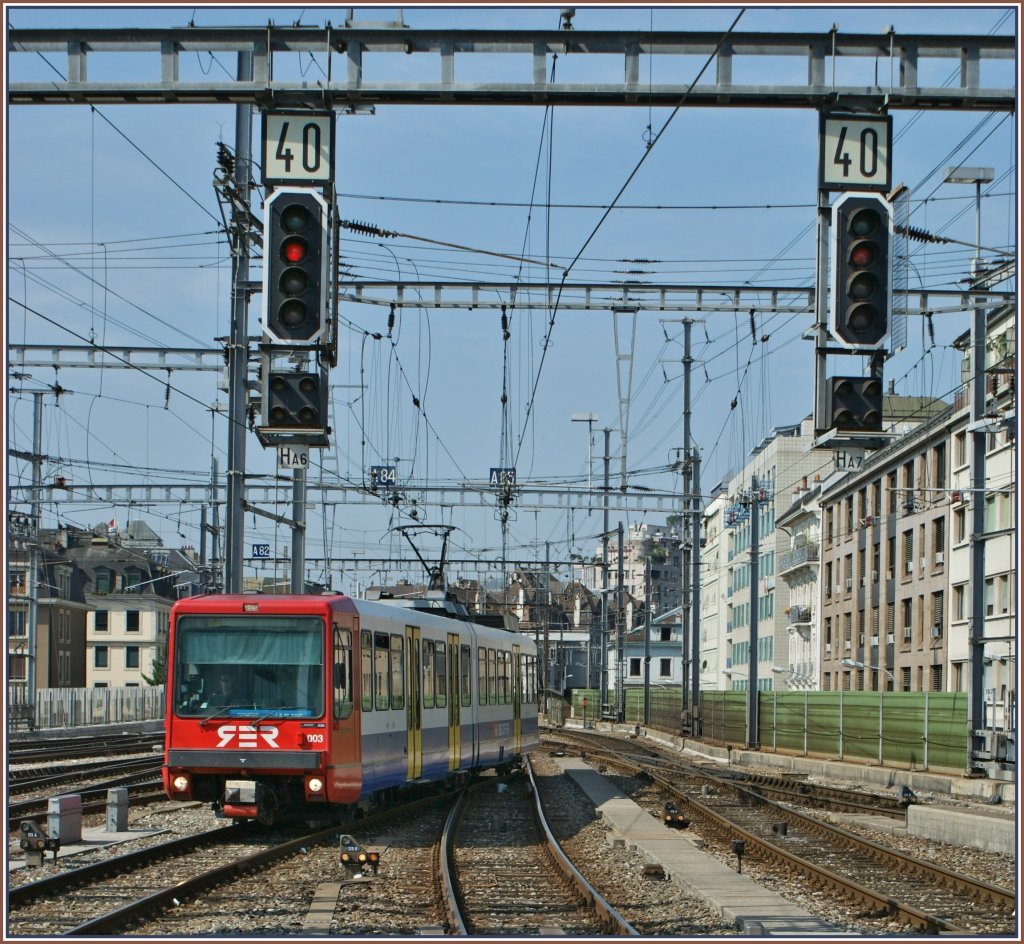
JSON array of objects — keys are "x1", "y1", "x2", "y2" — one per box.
[
  {"x1": 581, "y1": 744, "x2": 1010, "y2": 934},
  {"x1": 63, "y1": 823, "x2": 340, "y2": 936},
  {"x1": 8, "y1": 825, "x2": 242, "y2": 909},
  {"x1": 524, "y1": 757, "x2": 638, "y2": 936}
]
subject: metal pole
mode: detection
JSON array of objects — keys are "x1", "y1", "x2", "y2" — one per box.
[
  {"x1": 813, "y1": 183, "x2": 831, "y2": 433},
  {"x1": 681, "y1": 320, "x2": 692, "y2": 730},
  {"x1": 599, "y1": 428, "x2": 611, "y2": 716},
  {"x1": 967, "y1": 295, "x2": 988, "y2": 770},
  {"x1": 747, "y1": 476, "x2": 760, "y2": 749},
  {"x1": 643, "y1": 556, "x2": 651, "y2": 725},
  {"x1": 224, "y1": 51, "x2": 253, "y2": 593},
  {"x1": 617, "y1": 522, "x2": 625, "y2": 722},
  {"x1": 691, "y1": 429, "x2": 702, "y2": 733},
  {"x1": 291, "y1": 468, "x2": 306, "y2": 592},
  {"x1": 27, "y1": 391, "x2": 43, "y2": 710}
]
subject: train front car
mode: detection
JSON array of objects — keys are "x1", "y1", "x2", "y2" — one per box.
[{"x1": 163, "y1": 594, "x2": 359, "y2": 825}]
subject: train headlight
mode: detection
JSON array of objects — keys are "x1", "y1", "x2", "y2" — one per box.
[
  {"x1": 307, "y1": 776, "x2": 324, "y2": 794},
  {"x1": 172, "y1": 775, "x2": 190, "y2": 792}
]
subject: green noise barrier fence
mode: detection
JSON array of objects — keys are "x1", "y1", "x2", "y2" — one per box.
[{"x1": 567, "y1": 687, "x2": 969, "y2": 772}]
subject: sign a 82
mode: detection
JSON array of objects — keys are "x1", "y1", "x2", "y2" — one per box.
[
  {"x1": 819, "y1": 113, "x2": 892, "y2": 192},
  {"x1": 262, "y1": 112, "x2": 335, "y2": 185}
]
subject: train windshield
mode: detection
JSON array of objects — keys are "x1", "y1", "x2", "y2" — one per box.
[{"x1": 173, "y1": 615, "x2": 324, "y2": 718}]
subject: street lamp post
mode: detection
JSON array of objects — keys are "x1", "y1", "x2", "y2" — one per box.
[
  {"x1": 570, "y1": 412, "x2": 599, "y2": 491},
  {"x1": 843, "y1": 658, "x2": 896, "y2": 766},
  {"x1": 943, "y1": 166, "x2": 994, "y2": 277}
]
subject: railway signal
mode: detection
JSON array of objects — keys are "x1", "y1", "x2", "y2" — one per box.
[
  {"x1": 829, "y1": 193, "x2": 892, "y2": 351},
  {"x1": 262, "y1": 188, "x2": 329, "y2": 344},
  {"x1": 826, "y1": 375, "x2": 883, "y2": 432},
  {"x1": 262, "y1": 370, "x2": 328, "y2": 431}
]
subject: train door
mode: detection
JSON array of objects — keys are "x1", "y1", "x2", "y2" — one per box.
[
  {"x1": 405, "y1": 625, "x2": 422, "y2": 780},
  {"x1": 447, "y1": 632, "x2": 461, "y2": 771},
  {"x1": 327, "y1": 616, "x2": 362, "y2": 804},
  {"x1": 512, "y1": 644, "x2": 522, "y2": 754}
]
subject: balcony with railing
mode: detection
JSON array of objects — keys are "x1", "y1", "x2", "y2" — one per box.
[
  {"x1": 788, "y1": 604, "x2": 812, "y2": 625},
  {"x1": 778, "y1": 543, "x2": 819, "y2": 575}
]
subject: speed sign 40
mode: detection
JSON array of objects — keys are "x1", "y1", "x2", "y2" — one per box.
[
  {"x1": 819, "y1": 113, "x2": 892, "y2": 192},
  {"x1": 262, "y1": 111, "x2": 335, "y2": 185}
]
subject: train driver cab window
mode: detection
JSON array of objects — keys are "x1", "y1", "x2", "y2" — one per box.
[
  {"x1": 460, "y1": 645, "x2": 471, "y2": 708},
  {"x1": 173, "y1": 614, "x2": 324, "y2": 718},
  {"x1": 332, "y1": 626, "x2": 353, "y2": 720}
]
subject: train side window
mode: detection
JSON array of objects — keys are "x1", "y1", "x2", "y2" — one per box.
[
  {"x1": 390, "y1": 635, "x2": 405, "y2": 710},
  {"x1": 333, "y1": 626, "x2": 353, "y2": 720},
  {"x1": 374, "y1": 633, "x2": 391, "y2": 711},
  {"x1": 477, "y1": 647, "x2": 487, "y2": 706},
  {"x1": 460, "y1": 644, "x2": 471, "y2": 708},
  {"x1": 361, "y1": 631, "x2": 373, "y2": 712},
  {"x1": 487, "y1": 648, "x2": 497, "y2": 705},
  {"x1": 434, "y1": 641, "x2": 447, "y2": 709},
  {"x1": 423, "y1": 640, "x2": 435, "y2": 708}
]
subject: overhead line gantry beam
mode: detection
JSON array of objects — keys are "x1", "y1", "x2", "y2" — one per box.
[
  {"x1": 8, "y1": 481, "x2": 692, "y2": 515},
  {"x1": 8, "y1": 27, "x2": 1015, "y2": 110}
]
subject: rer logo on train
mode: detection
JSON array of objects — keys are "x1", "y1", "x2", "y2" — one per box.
[{"x1": 216, "y1": 724, "x2": 280, "y2": 748}]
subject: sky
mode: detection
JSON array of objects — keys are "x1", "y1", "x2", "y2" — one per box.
[{"x1": 4, "y1": 3, "x2": 1019, "y2": 593}]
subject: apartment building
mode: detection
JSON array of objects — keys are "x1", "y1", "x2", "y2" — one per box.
[
  {"x1": 775, "y1": 477, "x2": 823, "y2": 689},
  {"x1": 698, "y1": 492, "x2": 728, "y2": 691},
  {"x1": 720, "y1": 418, "x2": 824, "y2": 691},
  {"x1": 948, "y1": 305, "x2": 1016, "y2": 729},
  {"x1": 818, "y1": 306, "x2": 1015, "y2": 701}
]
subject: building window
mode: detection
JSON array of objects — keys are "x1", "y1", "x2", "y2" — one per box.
[
  {"x1": 872, "y1": 480, "x2": 881, "y2": 517},
  {"x1": 125, "y1": 646, "x2": 140, "y2": 669},
  {"x1": 659, "y1": 627, "x2": 671, "y2": 642},
  {"x1": 95, "y1": 610, "x2": 109, "y2": 631},
  {"x1": 886, "y1": 536, "x2": 896, "y2": 579},
  {"x1": 94, "y1": 570, "x2": 112, "y2": 594},
  {"x1": 845, "y1": 497, "x2": 854, "y2": 534},
  {"x1": 94, "y1": 646, "x2": 109, "y2": 668},
  {"x1": 629, "y1": 657, "x2": 641, "y2": 677},
  {"x1": 824, "y1": 616, "x2": 832, "y2": 645},
  {"x1": 8, "y1": 609, "x2": 27, "y2": 636},
  {"x1": 902, "y1": 531, "x2": 914, "y2": 574},
  {"x1": 126, "y1": 610, "x2": 140, "y2": 632},
  {"x1": 933, "y1": 443, "x2": 946, "y2": 489},
  {"x1": 954, "y1": 430, "x2": 967, "y2": 466},
  {"x1": 954, "y1": 508, "x2": 967, "y2": 544},
  {"x1": 659, "y1": 658, "x2": 671, "y2": 678},
  {"x1": 826, "y1": 508, "x2": 834, "y2": 543},
  {"x1": 9, "y1": 654, "x2": 27, "y2": 680},
  {"x1": 933, "y1": 518, "x2": 945, "y2": 556},
  {"x1": 931, "y1": 664, "x2": 943, "y2": 691},
  {"x1": 954, "y1": 584, "x2": 966, "y2": 621},
  {"x1": 931, "y1": 592, "x2": 944, "y2": 636},
  {"x1": 901, "y1": 599, "x2": 912, "y2": 639},
  {"x1": 887, "y1": 472, "x2": 897, "y2": 513},
  {"x1": 858, "y1": 548, "x2": 866, "y2": 586},
  {"x1": 901, "y1": 667, "x2": 912, "y2": 692}
]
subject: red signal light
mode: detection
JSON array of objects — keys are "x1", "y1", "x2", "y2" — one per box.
[
  {"x1": 849, "y1": 243, "x2": 876, "y2": 267},
  {"x1": 282, "y1": 237, "x2": 307, "y2": 264}
]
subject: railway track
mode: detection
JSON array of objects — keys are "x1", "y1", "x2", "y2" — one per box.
[
  {"x1": 545, "y1": 728, "x2": 909, "y2": 818},
  {"x1": 7, "y1": 822, "x2": 332, "y2": 936},
  {"x1": 8, "y1": 733, "x2": 163, "y2": 763},
  {"x1": 550, "y1": 731, "x2": 1015, "y2": 935},
  {"x1": 440, "y1": 764, "x2": 636, "y2": 936},
  {"x1": 8, "y1": 780, "x2": 167, "y2": 833}
]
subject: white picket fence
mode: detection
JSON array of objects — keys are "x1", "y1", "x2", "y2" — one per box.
[{"x1": 7, "y1": 686, "x2": 165, "y2": 730}]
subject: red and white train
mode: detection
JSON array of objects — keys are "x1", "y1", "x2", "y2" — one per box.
[{"x1": 162, "y1": 592, "x2": 540, "y2": 824}]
